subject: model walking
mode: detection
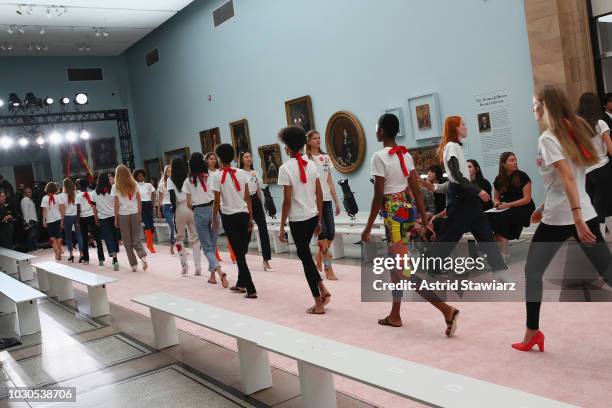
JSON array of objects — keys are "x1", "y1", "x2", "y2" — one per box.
[
  {"x1": 133, "y1": 168, "x2": 157, "y2": 253},
  {"x1": 59, "y1": 178, "x2": 83, "y2": 263},
  {"x1": 76, "y1": 178, "x2": 105, "y2": 265},
  {"x1": 239, "y1": 151, "x2": 273, "y2": 271},
  {"x1": 278, "y1": 127, "x2": 331, "y2": 314},
  {"x1": 305, "y1": 130, "x2": 340, "y2": 280},
  {"x1": 93, "y1": 173, "x2": 120, "y2": 271},
  {"x1": 113, "y1": 165, "x2": 148, "y2": 272},
  {"x1": 157, "y1": 165, "x2": 176, "y2": 254},
  {"x1": 40, "y1": 182, "x2": 63, "y2": 260}
]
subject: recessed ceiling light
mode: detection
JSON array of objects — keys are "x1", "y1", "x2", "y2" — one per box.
[
  {"x1": 17, "y1": 26, "x2": 25, "y2": 34},
  {"x1": 7, "y1": 26, "x2": 14, "y2": 35}
]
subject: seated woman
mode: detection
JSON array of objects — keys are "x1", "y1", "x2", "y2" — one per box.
[
  {"x1": 467, "y1": 159, "x2": 493, "y2": 211},
  {"x1": 488, "y1": 152, "x2": 535, "y2": 261},
  {"x1": 420, "y1": 164, "x2": 447, "y2": 220}
]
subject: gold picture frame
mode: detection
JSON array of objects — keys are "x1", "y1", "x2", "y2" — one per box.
[
  {"x1": 229, "y1": 119, "x2": 252, "y2": 161},
  {"x1": 285, "y1": 95, "x2": 315, "y2": 132},
  {"x1": 144, "y1": 158, "x2": 163, "y2": 182},
  {"x1": 199, "y1": 127, "x2": 221, "y2": 154},
  {"x1": 324, "y1": 111, "x2": 366, "y2": 174},
  {"x1": 164, "y1": 147, "x2": 191, "y2": 166},
  {"x1": 258, "y1": 143, "x2": 282, "y2": 184}
]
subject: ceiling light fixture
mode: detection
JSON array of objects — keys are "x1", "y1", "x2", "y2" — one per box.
[
  {"x1": 36, "y1": 136, "x2": 45, "y2": 145},
  {"x1": 48, "y1": 131, "x2": 62, "y2": 145},
  {"x1": 17, "y1": 26, "x2": 25, "y2": 34},
  {"x1": 60, "y1": 96, "x2": 70, "y2": 105},
  {"x1": 65, "y1": 130, "x2": 78, "y2": 143},
  {"x1": 0, "y1": 99, "x2": 4, "y2": 108},
  {"x1": 44, "y1": 97, "x2": 54, "y2": 106},
  {"x1": 7, "y1": 26, "x2": 14, "y2": 35},
  {"x1": 75, "y1": 93, "x2": 88, "y2": 105},
  {"x1": 79, "y1": 129, "x2": 90, "y2": 140},
  {"x1": 0, "y1": 136, "x2": 14, "y2": 150},
  {"x1": 18, "y1": 137, "x2": 29, "y2": 147}
]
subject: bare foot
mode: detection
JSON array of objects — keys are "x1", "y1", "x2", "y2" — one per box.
[
  {"x1": 207, "y1": 276, "x2": 217, "y2": 284},
  {"x1": 307, "y1": 305, "x2": 325, "y2": 314}
]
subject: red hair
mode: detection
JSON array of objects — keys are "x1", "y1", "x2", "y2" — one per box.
[{"x1": 437, "y1": 116, "x2": 462, "y2": 163}]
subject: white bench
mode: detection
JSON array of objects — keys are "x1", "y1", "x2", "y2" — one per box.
[
  {"x1": 0, "y1": 272, "x2": 46, "y2": 336},
  {"x1": 33, "y1": 261, "x2": 117, "y2": 318},
  {"x1": 0, "y1": 248, "x2": 36, "y2": 282},
  {"x1": 133, "y1": 292, "x2": 575, "y2": 408}
]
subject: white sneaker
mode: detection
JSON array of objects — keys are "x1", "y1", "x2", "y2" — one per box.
[
  {"x1": 131, "y1": 265, "x2": 137, "y2": 272},
  {"x1": 194, "y1": 268, "x2": 202, "y2": 276}
]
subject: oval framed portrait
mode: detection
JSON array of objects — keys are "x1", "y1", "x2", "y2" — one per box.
[{"x1": 324, "y1": 111, "x2": 366, "y2": 174}]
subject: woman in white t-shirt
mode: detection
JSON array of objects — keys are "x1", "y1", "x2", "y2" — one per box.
[
  {"x1": 211, "y1": 144, "x2": 257, "y2": 298},
  {"x1": 76, "y1": 178, "x2": 104, "y2": 265},
  {"x1": 133, "y1": 168, "x2": 157, "y2": 253},
  {"x1": 40, "y1": 182, "x2": 63, "y2": 260},
  {"x1": 239, "y1": 151, "x2": 273, "y2": 271},
  {"x1": 512, "y1": 86, "x2": 612, "y2": 353},
  {"x1": 168, "y1": 157, "x2": 202, "y2": 276},
  {"x1": 305, "y1": 130, "x2": 341, "y2": 280},
  {"x1": 157, "y1": 165, "x2": 175, "y2": 254},
  {"x1": 113, "y1": 165, "x2": 147, "y2": 272},
  {"x1": 362, "y1": 114, "x2": 458, "y2": 335},
  {"x1": 186, "y1": 152, "x2": 227, "y2": 286},
  {"x1": 93, "y1": 172, "x2": 120, "y2": 271},
  {"x1": 59, "y1": 178, "x2": 83, "y2": 263},
  {"x1": 431, "y1": 116, "x2": 507, "y2": 277},
  {"x1": 577, "y1": 92, "x2": 612, "y2": 238},
  {"x1": 278, "y1": 127, "x2": 330, "y2": 314}
]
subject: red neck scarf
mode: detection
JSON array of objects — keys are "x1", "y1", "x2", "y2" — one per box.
[
  {"x1": 562, "y1": 119, "x2": 592, "y2": 159},
  {"x1": 102, "y1": 188, "x2": 109, "y2": 195},
  {"x1": 48, "y1": 193, "x2": 55, "y2": 205},
  {"x1": 82, "y1": 191, "x2": 93, "y2": 206},
  {"x1": 221, "y1": 166, "x2": 241, "y2": 191},
  {"x1": 389, "y1": 145, "x2": 410, "y2": 176},
  {"x1": 198, "y1": 173, "x2": 208, "y2": 192},
  {"x1": 292, "y1": 152, "x2": 308, "y2": 183}
]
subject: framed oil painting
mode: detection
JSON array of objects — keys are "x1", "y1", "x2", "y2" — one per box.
[
  {"x1": 407, "y1": 92, "x2": 441, "y2": 141},
  {"x1": 164, "y1": 147, "x2": 190, "y2": 166},
  {"x1": 409, "y1": 144, "x2": 440, "y2": 173},
  {"x1": 258, "y1": 143, "x2": 282, "y2": 184},
  {"x1": 285, "y1": 95, "x2": 315, "y2": 132},
  {"x1": 60, "y1": 141, "x2": 89, "y2": 177},
  {"x1": 144, "y1": 158, "x2": 163, "y2": 182},
  {"x1": 90, "y1": 137, "x2": 118, "y2": 171},
  {"x1": 324, "y1": 111, "x2": 366, "y2": 174},
  {"x1": 229, "y1": 119, "x2": 252, "y2": 160},
  {"x1": 199, "y1": 127, "x2": 221, "y2": 154}
]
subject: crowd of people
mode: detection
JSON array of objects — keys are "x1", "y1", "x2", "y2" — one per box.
[{"x1": 1, "y1": 86, "x2": 611, "y2": 353}]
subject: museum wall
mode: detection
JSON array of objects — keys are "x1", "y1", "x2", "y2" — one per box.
[
  {"x1": 0, "y1": 56, "x2": 139, "y2": 184},
  {"x1": 124, "y1": 0, "x2": 542, "y2": 208}
]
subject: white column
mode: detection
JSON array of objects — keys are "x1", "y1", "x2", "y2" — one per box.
[
  {"x1": 236, "y1": 338, "x2": 273, "y2": 394},
  {"x1": 85, "y1": 285, "x2": 110, "y2": 317},
  {"x1": 16, "y1": 300, "x2": 41, "y2": 335},
  {"x1": 150, "y1": 308, "x2": 179, "y2": 349},
  {"x1": 297, "y1": 361, "x2": 337, "y2": 408}
]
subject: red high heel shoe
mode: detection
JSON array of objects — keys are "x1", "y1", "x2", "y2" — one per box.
[{"x1": 512, "y1": 330, "x2": 545, "y2": 352}]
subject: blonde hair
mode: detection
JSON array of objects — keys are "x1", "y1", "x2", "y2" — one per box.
[
  {"x1": 62, "y1": 178, "x2": 76, "y2": 204},
  {"x1": 160, "y1": 164, "x2": 171, "y2": 188},
  {"x1": 536, "y1": 85, "x2": 597, "y2": 167},
  {"x1": 305, "y1": 130, "x2": 326, "y2": 160},
  {"x1": 114, "y1": 165, "x2": 137, "y2": 198}
]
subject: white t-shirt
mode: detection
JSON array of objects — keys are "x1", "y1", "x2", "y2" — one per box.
[
  {"x1": 586, "y1": 119, "x2": 611, "y2": 173},
  {"x1": 167, "y1": 178, "x2": 187, "y2": 204},
  {"x1": 307, "y1": 154, "x2": 334, "y2": 201},
  {"x1": 537, "y1": 130, "x2": 597, "y2": 225},
  {"x1": 443, "y1": 142, "x2": 470, "y2": 184},
  {"x1": 211, "y1": 168, "x2": 249, "y2": 215},
  {"x1": 370, "y1": 147, "x2": 415, "y2": 195},
  {"x1": 77, "y1": 191, "x2": 95, "y2": 218},
  {"x1": 21, "y1": 197, "x2": 37, "y2": 223},
  {"x1": 92, "y1": 191, "x2": 114, "y2": 219},
  {"x1": 243, "y1": 169, "x2": 262, "y2": 197},
  {"x1": 157, "y1": 180, "x2": 171, "y2": 205},
  {"x1": 59, "y1": 192, "x2": 78, "y2": 216},
  {"x1": 137, "y1": 181, "x2": 155, "y2": 202},
  {"x1": 40, "y1": 194, "x2": 61, "y2": 223},
  {"x1": 277, "y1": 158, "x2": 319, "y2": 222},
  {"x1": 111, "y1": 184, "x2": 139, "y2": 215},
  {"x1": 183, "y1": 174, "x2": 214, "y2": 205}
]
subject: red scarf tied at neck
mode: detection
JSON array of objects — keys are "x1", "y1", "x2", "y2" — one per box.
[
  {"x1": 562, "y1": 118, "x2": 592, "y2": 159},
  {"x1": 221, "y1": 166, "x2": 241, "y2": 191},
  {"x1": 389, "y1": 145, "x2": 410, "y2": 176},
  {"x1": 292, "y1": 152, "x2": 308, "y2": 183},
  {"x1": 82, "y1": 191, "x2": 93, "y2": 206},
  {"x1": 48, "y1": 193, "x2": 55, "y2": 205},
  {"x1": 198, "y1": 173, "x2": 208, "y2": 192}
]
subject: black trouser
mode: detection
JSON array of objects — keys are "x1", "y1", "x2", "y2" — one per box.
[
  {"x1": 432, "y1": 183, "x2": 506, "y2": 272},
  {"x1": 318, "y1": 201, "x2": 335, "y2": 241},
  {"x1": 221, "y1": 212, "x2": 256, "y2": 295},
  {"x1": 586, "y1": 162, "x2": 611, "y2": 225},
  {"x1": 0, "y1": 223, "x2": 13, "y2": 249},
  {"x1": 249, "y1": 194, "x2": 271, "y2": 261},
  {"x1": 25, "y1": 221, "x2": 38, "y2": 251},
  {"x1": 525, "y1": 218, "x2": 612, "y2": 330},
  {"x1": 79, "y1": 216, "x2": 105, "y2": 262},
  {"x1": 289, "y1": 216, "x2": 322, "y2": 297}
]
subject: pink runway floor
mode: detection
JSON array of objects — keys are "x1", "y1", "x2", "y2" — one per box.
[{"x1": 32, "y1": 247, "x2": 612, "y2": 407}]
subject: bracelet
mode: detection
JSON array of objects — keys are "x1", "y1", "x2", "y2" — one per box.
[{"x1": 571, "y1": 207, "x2": 581, "y2": 211}]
